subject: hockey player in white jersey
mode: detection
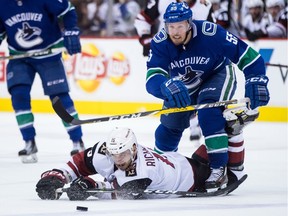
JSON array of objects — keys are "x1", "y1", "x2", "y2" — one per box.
[
  {"x1": 35, "y1": 127, "x2": 247, "y2": 200},
  {"x1": 35, "y1": 127, "x2": 250, "y2": 200}
]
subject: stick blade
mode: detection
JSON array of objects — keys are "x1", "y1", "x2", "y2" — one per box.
[{"x1": 52, "y1": 96, "x2": 74, "y2": 124}]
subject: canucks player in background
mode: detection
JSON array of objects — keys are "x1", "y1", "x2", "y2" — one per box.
[
  {"x1": 146, "y1": 2, "x2": 270, "y2": 190},
  {"x1": 0, "y1": 0, "x2": 85, "y2": 163}
]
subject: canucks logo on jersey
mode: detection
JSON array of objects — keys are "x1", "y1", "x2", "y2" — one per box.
[
  {"x1": 15, "y1": 22, "x2": 43, "y2": 48},
  {"x1": 179, "y1": 67, "x2": 203, "y2": 92}
]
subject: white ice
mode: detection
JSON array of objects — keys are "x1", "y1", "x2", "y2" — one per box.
[{"x1": 0, "y1": 112, "x2": 287, "y2": 216}]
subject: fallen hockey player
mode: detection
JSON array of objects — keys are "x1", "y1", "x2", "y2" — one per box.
[{"x1": 35, "y1": 106, "x2": 257, "y2": 200}]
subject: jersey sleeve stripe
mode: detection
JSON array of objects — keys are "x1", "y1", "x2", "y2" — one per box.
[
  {"x1": 237, "y1": 47, "x2": 261, "y2": 71},
  {"x1": 146, "y1": 67, "x2": 169, "y2": 81}
]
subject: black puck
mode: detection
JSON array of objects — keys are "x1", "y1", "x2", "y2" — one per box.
[{"x1": 76, "y1": 206, "x2": 88, "y2": 211}]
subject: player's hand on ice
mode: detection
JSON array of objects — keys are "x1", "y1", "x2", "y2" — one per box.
[
  {"x1": 161, "y1": 78, "x2": 191, "y2": 108},
  {"x1": 63, "y1": 27, "x2": 81, "y2": 55},
  {"x1": 66, "y1": 176, "x2": 106, "y2": 200},
  {"x1": 245, "y1": 75, "x2": 270, "y2": 109},
  {"x1": 36, "y1": 169, "x2": 67, "y2": 200}
]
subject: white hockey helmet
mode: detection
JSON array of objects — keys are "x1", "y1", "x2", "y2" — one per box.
[
  {"x1": 106, "y1": 127, "x2": 137, "y2": 155},
  {"x1": 246, "y1": 0, "x2": 264, "y2": 8},
  {"x1": 266, "y1": 0, "x2": 285, "y2": 8}
]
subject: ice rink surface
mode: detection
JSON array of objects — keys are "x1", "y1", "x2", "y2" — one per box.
[{"x1": 0, "y1": 112, "x2": 287, "y2": 216}]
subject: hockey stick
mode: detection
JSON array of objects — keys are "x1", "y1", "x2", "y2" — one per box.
[
  {"x1": 265, "y1": 63, "x2": 288, "y2": 68},
  {"x1": 52, "y1": 96, "x2": 250, "y2": 125},
  {"x1": 56, "y1": 174, "x2": 247, "y2": 198},
  {"x1": 0, "y1": 47, "x2": 66, "y2": 60}
]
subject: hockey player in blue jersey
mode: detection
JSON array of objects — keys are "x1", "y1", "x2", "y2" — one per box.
[
  {"x1": 0, "y1": 0, "x2": 85, "y2": 163},
  {"x1": 146, "y1": 2, "x2": 270, "y2": 190}
]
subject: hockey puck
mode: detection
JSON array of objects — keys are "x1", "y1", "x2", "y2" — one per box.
[{"x1": 76, "y1": 206, "x2": 88, "y2": 211}]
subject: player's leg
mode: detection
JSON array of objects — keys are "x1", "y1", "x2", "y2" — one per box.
[
  {"x1": 197, "y1": 63, "x2": 237, "y2": 191},
  {"x1": 189, "y1": 114, "x2": 202, "y2": 142},
  {"x1": 49, "y1": 93, "x2": 85, "y2": 155},
  {"x1": 226, "y1": 133, "x2": 246, "y2": 185},
  {"x1": 7, "y1": 60, "x2": 38, "y2": 163},
  {"x1": 37, "y1": 59, "x2": 85, "y2": 156},
  {"x1": 154, "y1": 108, "x2": 192, "y2": 154},
  {"x1": 224, "y1": 106, "x2": 259, "y2": 185}
]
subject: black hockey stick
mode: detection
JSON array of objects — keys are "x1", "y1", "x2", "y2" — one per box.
[
  {"x1": 52, "y1": 96, "x2": 250, "y2": 125},
  {"x1": 0, "y1": 47, "x2": 66, "y2": 60},
  {"x1": 57, "y1": 174, "x2": 247, "y2": 198},
  {"x1": 265, "y1": 63, "x2": 288, "y2": 68}
]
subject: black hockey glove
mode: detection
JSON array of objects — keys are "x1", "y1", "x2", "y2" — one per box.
[
  {"x1": 160, "y1": 78, "x2": 191, "y2": 108},
  {"x1": 245, "y1": 75, "x2": 270, "y2": 109},
  {"x1": 66, "y1": 176, "x2": 97, "y2": 200},
  {"x1": 63, "y1": 27, "x2": 81, "y2": 55},
  {"x1": 36, "y1": 169, "x2": 67, "y2": 200},
  {"x1": 139, "y1": 34, "x2": 152, "y2": 56}
]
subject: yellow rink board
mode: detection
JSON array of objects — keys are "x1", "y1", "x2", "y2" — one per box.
[{"x1": 0, "y1": 98, "x2": 287, "y2": 122}]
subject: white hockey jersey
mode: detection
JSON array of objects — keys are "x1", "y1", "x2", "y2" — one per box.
[{"x1": 62, "y1": 142, "x2": 195, "y2": 198}]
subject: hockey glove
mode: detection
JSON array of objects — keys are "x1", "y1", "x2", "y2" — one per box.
[
  {"x1": 66, "y1": 176, "x2": 100, "y2": 200},
  {"x1": 160, "y1": 78, "x2": 191, "y2": 108},
  {"x1": 139, "y1": 34, "x2": 152, "y2": 56},
  {"x1": 63, "y1": 27, "x2": 81, "y2": 55},
  {"x1": 245, "y1": 75, "x2": 270, "y2": 109},
  {"x1": 36, "y1": 169, "x2": 67, "y2": 200}
]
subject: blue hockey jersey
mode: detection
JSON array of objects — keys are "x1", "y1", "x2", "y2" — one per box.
[
  {"x1": 0, "y1": 0, "x2": 77, "y2": 57},
  {"x1": 146, "y1": 20, "x2": 266, "y2": 99}
]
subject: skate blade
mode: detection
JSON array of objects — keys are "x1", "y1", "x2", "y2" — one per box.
[
  {"x1": 206, "y1": 183, "x2": 228, "y2": 193},
  {"x1": 20, "y1": 153, "x2": 38, "y2": 163}
]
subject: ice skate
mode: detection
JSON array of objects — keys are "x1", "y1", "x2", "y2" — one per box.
[
  {"x1": 205, "y1": 167, "x2": 228, "y2": 192},
  {"x1": 223, "y1": 106, "x2": 259, "y2": 136},
  {"x1": 18, "y1": 139, "x2": 38, "y2": 163},
  {"x1": 227, "y1": 166, "x2": 246, "y2": 186},
  {"x1": 70, "y1": 139, "x2": 85, "y2": 156}
]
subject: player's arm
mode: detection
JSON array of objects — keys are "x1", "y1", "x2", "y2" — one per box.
[
  {"x1": 146, "y1": 33, "x2": 191, "y2": 108},
  {"x1": 0, "y1": 22, "x2": 6, "y2": 46},
  {"x1": 116, "y1": 178, "x2": 152, "y2": 199},
  {"x1": 35, "y1": 142, "x2": 108, "y2": 200},
  {"x1": 215, "y1": 25, "x2": 270, "y2": 109},
  {"x1": 134, "y1": 0, "x2": 160, "y2": 56},
  {"x1": 45, "y1": 0, "x2": 81, "y2": 55},
  {"x1": 146, "y1": 37, "x2": 170, "y2": 99},
  {"x1": 134, "y1": 0, "x2": 160, "y2": 37}
]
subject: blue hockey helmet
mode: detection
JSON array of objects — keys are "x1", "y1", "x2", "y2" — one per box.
[{"x1": 163, "y1": 2, "x2": 193, "y2": 24}]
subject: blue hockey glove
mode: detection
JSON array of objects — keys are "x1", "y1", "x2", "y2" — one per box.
[
  {"x1": 63, "y1": 27, "x2": 81, "y2": 55},
  {"x1": 160, "y1": 78, "x2": 191, "y2": 108},
  {"x1": 245, "y1": 75, "x2": 270, "y2": 109}
]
